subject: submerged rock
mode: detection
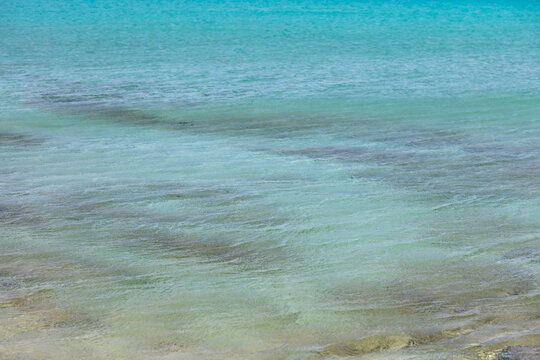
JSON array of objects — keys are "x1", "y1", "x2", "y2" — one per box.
[
  {"x1": 495, "y1": 346, "x2": 540, "y2": 360},
  {"x1": 318, "y1": 335, "x2": 412, "y2": 357},
  {"x1": 465, "y1": 333, "x2": 540, "y2": 360},
  {"x1": 473, "y1": 346, "x2": 540, "y2": 360},
  {"x1": 153, "y1": 339, "x2": 185, "y2": 354},
  {"x1": 317, "y1": 324, "x2": 481, "y2": 358}
]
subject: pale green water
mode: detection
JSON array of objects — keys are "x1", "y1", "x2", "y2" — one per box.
[{"x1": 1, "y1": 1, "x2": 539, "y2": 359}]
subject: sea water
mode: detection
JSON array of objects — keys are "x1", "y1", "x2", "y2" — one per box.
[{"x1": 0, "y1": 1, "x2": 539, "y2": 359}]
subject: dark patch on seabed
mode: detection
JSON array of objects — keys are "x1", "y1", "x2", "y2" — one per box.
[
  {"x1": 70, "y1": 105, "x2": 193, "y2": 128},
  {"x1": 346, "y1": 125, "x2": 466, "y2": 149},
  {"x1": 328, "y1": 264, "x2": 537, "y2": 315},
  {"x1": 40, "y1": 100, "x2": 326, "y2": 138},
  {"x1": 33, "y1": 87, "x2": 326, "y2": 132},
  {"x1": 117, "y1": 226, "x2": 295, "y2": 273},
  {"x1": 37, "y1": 92, "x2": 194, "y2": 129},
  {"x1": 0, "y1": 132, "x2": 44, "y2": 148},
  {"x1": 276, "y1": 146, "x2": 414, "y2": 165},
  {"x1": 0, "y1": 178, "x2": 295, "y2": 273},
  {"x1": 0, "y1": 203, "x2": 57, "y2": 230},
  {"x1": 119, "y1": 223, "x2": 291, "y2": 272},
  {"x1": 28, "y1": 87, "x2": 426, "y2": 140},
  {"x1": 0, "y1": 204, "x2": 49, "y2": 228},
  {"x1": 270, "y1": 123, "x2": 539, "y2": 202},
  {"x1": 40, "y1": 93, "x2": 123, "y2": 104},
  {"x1": 277, "y1": 143, "x2": 540, "y2": 201},
  {"x1": 503, "y1": 247, "x2": 540, "y2": 263}
]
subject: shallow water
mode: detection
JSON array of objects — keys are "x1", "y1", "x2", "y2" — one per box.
[{"x1": 1, "y1": 1, "x2": 539, "y2": 359}]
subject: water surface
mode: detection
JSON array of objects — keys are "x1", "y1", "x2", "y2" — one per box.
[{"x1": 1, "y1": 1, "x2": 539, "y2": 359}]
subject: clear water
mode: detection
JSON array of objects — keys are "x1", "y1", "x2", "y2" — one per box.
[{"x1": 1, "y1": 1, "x2": 539, "y2": 359}]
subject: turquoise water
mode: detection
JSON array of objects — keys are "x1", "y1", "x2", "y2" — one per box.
[{"x1": 1, "y1": 1, "x2": 539, "y2": 359}]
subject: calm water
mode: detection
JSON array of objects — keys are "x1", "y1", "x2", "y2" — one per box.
[{"x1": 1, "y1": 1, "x2": 539, "y2": 359}]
